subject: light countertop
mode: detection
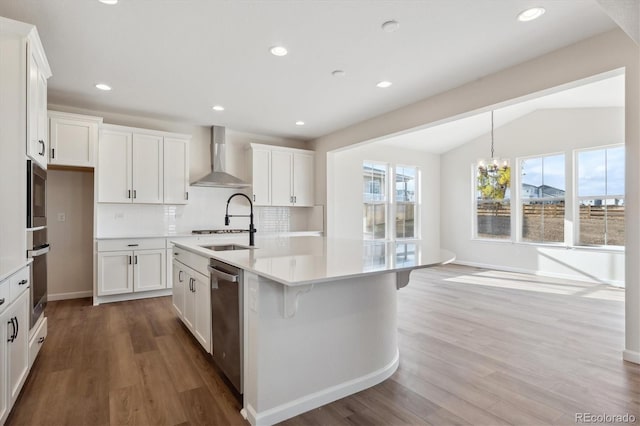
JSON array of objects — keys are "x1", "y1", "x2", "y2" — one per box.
[
  {"x1": 173, "y1": 236, "x2": 455, "y2": 286},
  {"x1": 95, "y1": 231, "x2": 323, "y2": 240}
]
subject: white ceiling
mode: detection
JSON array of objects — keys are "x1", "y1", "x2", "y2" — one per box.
[
  {"x1": 0, "y1": 0, "x2": 618, "y2": 141},
  {"x1": 375, "y1": 73, "x2": 625, "y2": 154}
]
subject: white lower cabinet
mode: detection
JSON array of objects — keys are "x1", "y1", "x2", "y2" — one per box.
[
  {"x1": 96, "y1": 239, "x2": 166, "y2": 297},
  {"x1": 0, "y1": 264, "x2": 32, "y2": 425},
  {"x1": 172, "y1": 248, "x2": 211, "y2": 353},
  {"x1": 28, "y1": 317, "x2": 47, "y2": 369}
]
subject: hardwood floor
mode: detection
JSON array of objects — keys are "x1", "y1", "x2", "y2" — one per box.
[{"x1": 7, "y1": 265, "x2": 639, "y2": 425}]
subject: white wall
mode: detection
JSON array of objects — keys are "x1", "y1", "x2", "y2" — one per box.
[
  {"x1": 328, "y1": 144, "x2": 439, "y2": 244},
  {"x1": 47, "y1": 170, "x2": 94, "y2": 299},
  {"x1": 441, "y1": 107, "x2": 625, "y2": 285}
]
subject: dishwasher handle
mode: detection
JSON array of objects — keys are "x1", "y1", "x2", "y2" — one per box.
[{"x1": 208, "y1": 265, "x2": 239, "y2": 283}]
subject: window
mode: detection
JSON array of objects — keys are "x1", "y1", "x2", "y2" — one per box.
[
  {"x1": 395, "y1": 166, "x2": 418, "y2": 239},
  {"x1": 576, "y1": 146, "x2": 624, "y2": 246},
  {"x1": 475, "y1": 162, "x2": 511, "y2": 240},
  {"x1": 363, "y1": 162, "x2": 388, "y2": 240},
  {"x1": 520, "y1": 154, "x2": 565, "y2": 243}
]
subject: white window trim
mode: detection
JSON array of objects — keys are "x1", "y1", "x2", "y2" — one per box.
[
  {"x1": 573, "y1": 144, "x2": 625, "y2": 248},
  {"x1": 516, "y1": 152, "x2": 567, "y2": 244}
]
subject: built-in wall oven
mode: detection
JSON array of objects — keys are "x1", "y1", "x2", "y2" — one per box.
[{"x1": 27, "y1": 160, "x2": 49, "y2": 328}]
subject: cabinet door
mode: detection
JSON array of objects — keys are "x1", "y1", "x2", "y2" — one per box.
[
  {"x1": 97, "y1": 251, "x2": 134, "y2": 296},
  {"x1": 0, "y1": 298, "x2": 7, "y2": 424},
  {"x1": 6, "y1": 290, "x2": 29, "y2": 405},
  {"x1": 172, "y1": 260, "x2": 185, "y2": 318},
  {"x1": 193, "y1": 272, "x2": 211, "y2": 353},
  {"x1": 293, "y1": 152, "x2": 314, "y2": 206},
  {"x1": 132, "y1": 133, "x2": 164, "y2": 204},
  {"x1": 27, "y1": 50, "x2": 47, "y2": 169},
  {"x1": 37, "y1": 71, "x2": 48, "y2": 158},
  {"x1": 183, "y1": 273, "x2": 196, "y2": 332},
  {"x1": 271, "y1": 150, "x2": 293, "y2": 206},
  {"x1": 49, "y1": 116, "x2": 99, "y2": 167},
  {"x1": 133, "y1": 249, "x2": 166, "y2": 292},
  {"x1": 252, "y1": 148, "x2": 271, "y2": 206},
  {"x1": 163, "y1": 137, "x2": 189, "y2": 204},
  {"x1": 98, "y1": 130, "x2": 133, "y2": 203}
]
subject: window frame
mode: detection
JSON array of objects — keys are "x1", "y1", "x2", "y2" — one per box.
[
  {"x1": 363, "y1": 161, "x2": 390, "y2": 240},
  {"x1": 574, "y1": 144, "x2": 625, "y2": 247},
  {"x1": 516, "y1": 152, "x2": 567, "y2": 245},
  {"x1": 394, "y1": 164, "x2": 420, "y2": 241},
  {"x1": 472, "y1": 162, "x2": 513, "y2": 242}
]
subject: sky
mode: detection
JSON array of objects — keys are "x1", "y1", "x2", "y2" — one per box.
[{"x1": 520, "y1": 147, "x2": 624, "y2": 198}]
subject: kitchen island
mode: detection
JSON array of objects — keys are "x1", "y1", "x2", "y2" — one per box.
[{"x1": 172, "y1": 236, "x2": 454, "y2": 426}]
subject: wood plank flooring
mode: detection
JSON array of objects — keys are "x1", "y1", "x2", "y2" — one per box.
[{"x1": 7, "y1": 265, "x2": 639, "y2": 425}]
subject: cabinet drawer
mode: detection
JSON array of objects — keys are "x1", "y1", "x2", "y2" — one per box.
[
  {"x1": 0, "y1": 278, "x2": 10, "y2": 315},
  {"x1": 29, "y1": 316, "x2": 47, "y2": 369},
  {"x1": 173, "y1": 246, "x2": 209, "y2": 277},
  {"x1": 97, "y1": 238, "x2": 166, "y2": 252},
  {"x1": 10, "y1": 267, "x2": 30, "y2": 300}
]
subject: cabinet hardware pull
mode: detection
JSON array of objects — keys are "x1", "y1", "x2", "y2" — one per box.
[
  {"x1": 38, "y1": 336, "x2": 45, "y2": 344},
  {"x1": 7, "y1": 318, "x2": 15, "y2": 342},
  {"x1": 133, "y1": 190, "x2": 137, "y2": 199},
  {"x1": 128, "y1": 190, "x2": 131, "y2": 199},
  {"x1": 19, "y1": 279, "x2": 27, "y2": 285},
  {"x1": 128, "y1": 256, "x2": 132, "y2": 265},
  {"x1": 14, "y1": 316, "x2": 18, "y2": 340},
  {"x1": 186, "y1": 192, "x2": 189, "y2": 200},
  {"x1": 0, "y1": 298, "x2": 4, "y2": 306},
  {"x1": 134, "y1": 255, "x2": 138, "y2": 265},
  {"x1": 253, "y1": 194, "x2": 256, "y2": 202},
  {"x1": 38, "y1": 140, "x2": 45, "y2": 156},
  {"x1": 51, "y1": 148, "x2": 55, "y2": 159},
  {"x1": 178, "y1": 271, "x2": 184, "y2": 282},
  {"x1": 127, "y1": 244, "x2": 138, "y2": 247}
]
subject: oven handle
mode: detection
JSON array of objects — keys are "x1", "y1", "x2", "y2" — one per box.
[
  {"x1": 207, "y1": 265, "x2": 238, "y2": 283},
  {"x1": 28, "y1": 244, "x2": 50, "y2": 258}
]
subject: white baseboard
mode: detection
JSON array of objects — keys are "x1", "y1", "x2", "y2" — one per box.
[
  {"x1": 48, "y1": 290, "x2": 93, "y2": 301},
  {"x1": 452, "y1": 260, "x2": 624, "y2": 288},
  {"x1": 246, "y1": 349, "x2": 399, "y2": 426},
  {"x1": 623, "y1": 350, "x2": 640, "y2": 364}
]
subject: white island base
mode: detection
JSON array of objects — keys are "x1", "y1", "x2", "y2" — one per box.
[{"x1": 243, "y1": 270, "x2": 401, "y2": 426}]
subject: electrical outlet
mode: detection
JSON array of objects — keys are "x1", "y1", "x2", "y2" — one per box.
[
  {"x1": 57, "y1": 213, "x2": 66, "y2": 222},
  {"x1": 114, "y1": 212, "x2": 124, "y2": 219}
]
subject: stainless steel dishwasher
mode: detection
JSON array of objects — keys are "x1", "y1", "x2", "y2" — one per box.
[{"x1": 208, "y1": 258, "x2": 244, "y2": 394}]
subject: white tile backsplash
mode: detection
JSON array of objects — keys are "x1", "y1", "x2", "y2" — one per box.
[{"x1": 96, "y1": 186, "x2": 323, "y2": 237}]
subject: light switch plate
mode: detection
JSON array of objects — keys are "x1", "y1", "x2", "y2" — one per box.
[{"x1": 57, "y1": 213, "x2": 66, "y2": 222}]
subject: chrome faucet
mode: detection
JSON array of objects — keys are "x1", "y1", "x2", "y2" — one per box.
[{"x1": 225, "y1": 193, "x2": 256, "y2": 246}]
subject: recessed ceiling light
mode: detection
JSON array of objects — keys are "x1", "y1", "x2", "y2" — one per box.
[
  {"x1": 95, "y1": 83, "x2": 112, "y2": 91},
  {"x1": 517, "y1": 7, "x2": 545, "y2": 22},
  {"x1": 212, "y1": 105, "x2": 225, "y2": 111},
  {"x1": 332, "y1": 70, "x2": 346, "y2": 77},
  {"x1": 98, "y1": 0, "x2": 118, "y2": 5},
  {"x1": 381, "y1": 20, "x2": 399, "y2": 33},
  {"x1": 376, "y1": 81, "x2": 392, "y2": 88},
  {"x1": 270, "y1": 46, "x2": 288, "y2": 57},
  {"x1": 295, "y1": 121, "x2": 305, "y2": 126}
]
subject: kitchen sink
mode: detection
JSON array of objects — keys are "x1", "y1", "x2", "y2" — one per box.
[{"x1": 202, "y1": 244, "x2": 252, "y2": 251}]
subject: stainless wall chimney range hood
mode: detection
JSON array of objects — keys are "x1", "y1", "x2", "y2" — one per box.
[{"x1": 191, "y1": 126, "x2": 250, "y2": 188}]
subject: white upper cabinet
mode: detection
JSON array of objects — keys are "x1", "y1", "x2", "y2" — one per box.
[
  {"x1": 98, "y1": 129, "x2": 133, "y2": 203},
  {"x1": 250, "y1": 144, "x2": 315, "y2": 207},
  {"x1": 271, "y1": 150, "x2": 294, "y2": 206},
  {"x1": 250, "y1": 146, "x2": 271, "y2": 206},
  {"x1": 132, "y1": 133, "x2": 164, "y2": 204},
  {"x1": 97, "y1": 124, "x2": 190, "y2": 204},
  {"x1": 48, "y1": 111, "x2": 102, "y2": 168},
  {"x1": 26, "y1": 32, "x2": 52, "y2": 169},
  {"x1": 163, "y1": 137, "x2": 190, "y2": 204},
  {"x1": 292, "y1": 152, "x2": 315, "y2": 207}
]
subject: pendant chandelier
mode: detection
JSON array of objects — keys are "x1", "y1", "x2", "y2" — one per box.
[{"x1": 476, "y1": 111, "x2": 510, "y2": 200}]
